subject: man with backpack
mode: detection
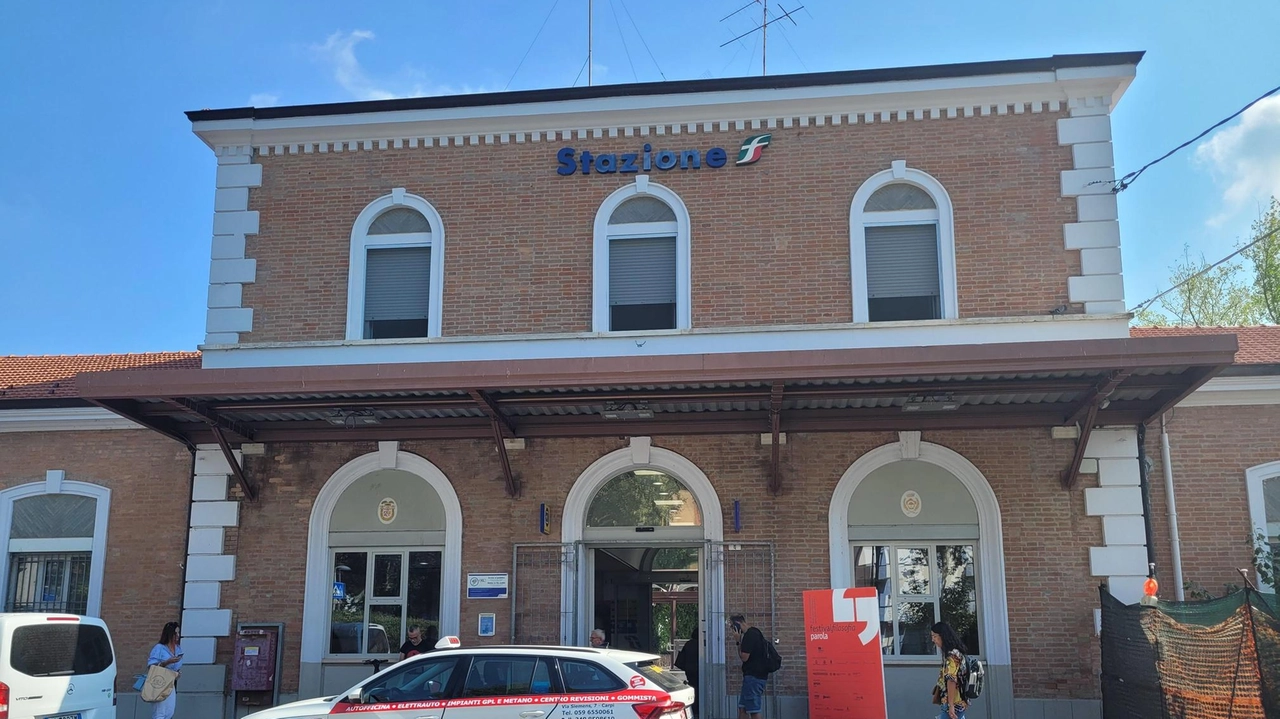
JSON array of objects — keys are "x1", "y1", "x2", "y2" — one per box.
[{"x1": 728, "y1": 613, "x2": 781, "y2": 719}]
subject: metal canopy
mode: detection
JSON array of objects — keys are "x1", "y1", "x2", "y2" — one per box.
[{"x1": 75, "y1": 335, "x2": 1237, "y2": 496}]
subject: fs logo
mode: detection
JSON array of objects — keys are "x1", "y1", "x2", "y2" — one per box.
[
  {"x1": 832, "y1": 588, "x2": 881, "y2": 646},
  {"x1": 736, "y1": 134, "x2": 772, "y2": 165}
]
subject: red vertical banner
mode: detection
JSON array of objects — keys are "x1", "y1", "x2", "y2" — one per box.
[{"x1": 803, "y1": 588, "x2": 888, "y2": 719}]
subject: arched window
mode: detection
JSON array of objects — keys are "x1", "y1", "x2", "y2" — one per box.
[
  {"x1": 327, "y1": 469, "x2": 447, "y2": 657},
  {"x1": 0, "y1": 479, "x2": 111, "y2": 617},
  {"x1": 847, "y1": 461, "x2": 980, "y2": 657},
  {"x1": 592, "y1": 179, "x2": 691, "y2": 332},
  {"x1": 850, "y1": 162, "x2": 957, "y2": 323},
  {"x1": 299, "y1": 449, "x2": 463, "y2": 698},
  {"x1": 346, "y1": 190, "x2": 445, "y2": 340},
  {"x1": 587, "y1": 470, "x2": 703, "y2": 528}
]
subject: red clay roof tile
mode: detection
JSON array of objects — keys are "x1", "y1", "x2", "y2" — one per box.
[
  {"x1": 1130, "y1": 326, "x2": 1280, "y2": 365},
  {"x1": 0, "y1": 352, "x2": 201, "y2": 400}
]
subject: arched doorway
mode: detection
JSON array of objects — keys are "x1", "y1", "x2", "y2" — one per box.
[
  {"x1": 828, "y1": 436, "x2": 1013, "y2": 719},
  {"x1": 299, "y1": 448, "x2": 462, "y2": 699},
  {"x1": 561, "y1": 441, "x2": 727, "y2": 710}
]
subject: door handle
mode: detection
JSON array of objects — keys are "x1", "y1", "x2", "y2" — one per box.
[
  {"x1": 519, "y1": 712, "x2": 546, "y2": 718},
  {"x1": 413, "y1": 715, "x2": 440, "y2": 719}
]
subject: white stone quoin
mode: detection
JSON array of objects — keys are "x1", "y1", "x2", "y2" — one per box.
[
  {"x1": 1058, "y1": 96, "x2": 1126, "y2": 315},
  {"x1": 205, "y1": 145, "x2": 261, "y2": 345},
  {"x1": 182, "y1": 446, "x2": 242, "y2": 666},
  {"x1": 1083, "y1": 428, "x2": 1150, "y2": 603}
]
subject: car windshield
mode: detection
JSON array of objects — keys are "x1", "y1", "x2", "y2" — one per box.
[
  {"x1": 627, "y1": 661, "x2": 686, "y2": 692},
  {"x1": 363, "y1": 658, "x2": 457, "y2": 702}
]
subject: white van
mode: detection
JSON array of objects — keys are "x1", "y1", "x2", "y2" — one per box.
[{"x1": 0, "y1": 614, "x2": 116, "y2": 719}]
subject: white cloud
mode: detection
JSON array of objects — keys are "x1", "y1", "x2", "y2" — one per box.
[
  {"x1": 312, "y1": 30, "x2": 398, "y2": 100},
  {"x1": 311, "y1": 30, "x2": 497, "y2": 101},
  {"x1": 1195, "y1": 95, "x2": 1280, "y2": 225},
  {"x1": 249, "y1": 93, "x2": 281, "y2": 107}
]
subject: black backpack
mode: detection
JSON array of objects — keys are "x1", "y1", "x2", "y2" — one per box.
[
  {"x1": 763, "y1": 639, "x2": 783, "y2": 673},
  {"x1": 961, "y1": 655, "x2": 984, "y2": 699}
]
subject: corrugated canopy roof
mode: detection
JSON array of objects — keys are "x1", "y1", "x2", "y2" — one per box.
[{"x1": 71, "y1": 335, "x2": 1235, "y2": 447}]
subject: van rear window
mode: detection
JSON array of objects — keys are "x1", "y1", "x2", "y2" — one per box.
[{"x1": 10, "y1": 624, "x2": 113, "y2": 677}]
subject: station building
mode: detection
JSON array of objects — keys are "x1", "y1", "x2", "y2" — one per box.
[{"x1": 2, "y1": 51, "x2": 1277, "y2": 719}]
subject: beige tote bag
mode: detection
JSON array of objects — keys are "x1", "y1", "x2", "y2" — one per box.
[{"x1": 140, "y1": 664, "x2": 178, "y2": 703}]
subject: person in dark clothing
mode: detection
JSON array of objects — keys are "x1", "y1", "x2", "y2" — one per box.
[
  {"x1": 398, "y1": 626, "x2": 432, "y2": 660},
  {"x1": 728, "y1": 614, "x2": 769, "y2": 719},
  {"x1": 674, "y1": 627, "x2": 700, "y2": 717}
]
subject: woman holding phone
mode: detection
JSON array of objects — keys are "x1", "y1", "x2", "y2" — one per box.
[{"x1": 147, "y1": 622, "x2": 183, "y2": 719}]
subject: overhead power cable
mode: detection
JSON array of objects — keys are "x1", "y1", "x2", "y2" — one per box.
[
  {"x1": 617, "y1": 0, "x2": 666, "y2": 80},
  {"x1": 1101, "y1": 82, "x2": 1280, "y2": 193},
  {"x1": 607, "y1": 0, "x2": 639, "y2": 83},
  {"x1": 1128, "y1": 223, "x2": 1280, "y2": 314},
  {"x1": 506, "y1": 0, "x2": 563, "y2": 90},
  {"x1": 572, "y1": 55, "x2": 590, "y2": 87}
]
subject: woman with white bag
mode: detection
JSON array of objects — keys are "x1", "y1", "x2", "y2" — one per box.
[{"x1": 144, "y1": 622, "x2": 183, "y2": 719}]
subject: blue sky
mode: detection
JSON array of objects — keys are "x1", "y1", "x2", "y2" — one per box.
[{"x1": 1, "y1": 0, "x2": 1278, "y2": 354}]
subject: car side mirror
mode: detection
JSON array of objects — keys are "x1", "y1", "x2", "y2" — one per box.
[{"x1": 345, "y1": 688, "x2": 363, "y2": 705}]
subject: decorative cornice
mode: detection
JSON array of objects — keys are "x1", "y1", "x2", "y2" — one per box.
[{"x1": 220, "y1": 99, "x2": 1112, "y2": 158}]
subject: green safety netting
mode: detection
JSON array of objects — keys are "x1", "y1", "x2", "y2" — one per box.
[{"x1": 1100, "y1": 586, "x2": 1280, "y2": 719}]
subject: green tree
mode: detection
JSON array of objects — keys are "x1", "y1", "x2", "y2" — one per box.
[
  {"x1": 1133, "y1": 245, "x2": 1260, "y2": 326},
  {"x1": 587, "y1": 472, "x2": 695, "y2": 527},
  {"x1": 1241, "y1": 197, "x2": 1280, "y2": 324}
]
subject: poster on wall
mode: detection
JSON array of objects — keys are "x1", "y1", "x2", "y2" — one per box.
[{"x1": 803, "y1": 588, "x2": 888, "y2": 719}]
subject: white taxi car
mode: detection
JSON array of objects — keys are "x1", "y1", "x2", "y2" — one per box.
[{"x1": 245, "y1": 637, "x2": 693, "y2": 719}]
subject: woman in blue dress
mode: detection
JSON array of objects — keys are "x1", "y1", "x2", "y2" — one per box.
[{"x1": 147, "y1": 622, "x2": 183, "y2": 719}]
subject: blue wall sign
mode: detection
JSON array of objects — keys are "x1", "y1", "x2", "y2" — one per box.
[
  {"x1": 556, "y1": 134, "x2": 771, "y2": 175},
  {"x1": 478, "y1": 613, "x2": 496, "y2": 637},
  {"x1": 467, "y1": 573, "x2": 509, "y2": 599}
]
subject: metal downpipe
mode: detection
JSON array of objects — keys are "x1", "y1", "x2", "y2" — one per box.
[{"x1": 1160, "y1": 414, "x2": 1186, "y2": 600}]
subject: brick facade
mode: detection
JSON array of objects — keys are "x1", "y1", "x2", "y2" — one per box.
[
  {"x1": 1143, "y1": 405, "x2": 1278, "y2": 597},
  {"x1": 240, "y1": 109, "x2": 1079, "y2": 343},
  {"x1": 0, "y1": 429, "x2": 191, "y2": 691},
  {"x1": 206, "y1": 428, "x2": 1102, "y2": 700},
  {"x1": 2, "y1": 400, "x2": 1272, "y2": 707}
]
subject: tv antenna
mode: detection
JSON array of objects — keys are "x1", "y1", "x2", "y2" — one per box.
[{"x1": 719, "y1": 0, "x2": 804, "y2": 76}]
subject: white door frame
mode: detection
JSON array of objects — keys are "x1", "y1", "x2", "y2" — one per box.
[
  {"x1": 583, "y1": 541, "x2": 704, "y2": 656},
  {"x1": 562, "y1": 441, "x2": 724, "y2": 662}
]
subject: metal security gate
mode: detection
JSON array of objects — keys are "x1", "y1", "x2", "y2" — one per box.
[
  {"x1": 511, "y1": 543, "x2": 576, "y2": 644},
  {"x1": 706, "y1": 541, "x2": 777, "y2": 719},
  {"x1": 5, "y1": 552, "x2": 91, "y2": 614}
]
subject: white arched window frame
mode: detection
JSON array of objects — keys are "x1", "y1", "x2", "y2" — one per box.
[
  {"x1": 849, "y1": 161, "x2": 958, "y2": 324},
  {"x1": 828, "y1": 440, "x2": 1010, "y2": 667},
  {"x1": 1245, "y1": 460, "x2": 1280, "y2": 593},
  {"x1": 0, "y1": 479, "x2": 111, "y2": 617},
  {"x1": 592, "y1": 177, "x2": 692, "y2": 332},
  {"x1": 300, "y1": 450, "x2": 463, "y2": 667},
  {"x1": 345, "y1": 189, "x2": 446, "y2": 340}
]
